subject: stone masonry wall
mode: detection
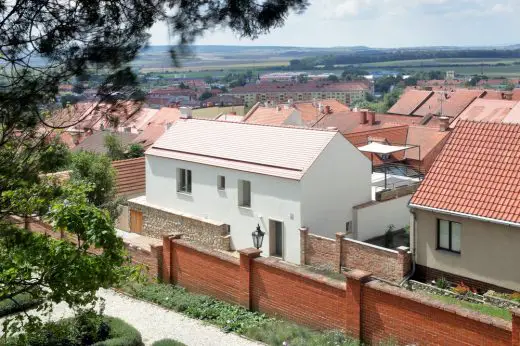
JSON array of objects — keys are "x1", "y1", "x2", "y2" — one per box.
[{"x1": 128, "y1": 199, "x2": 231, "y2": 251}]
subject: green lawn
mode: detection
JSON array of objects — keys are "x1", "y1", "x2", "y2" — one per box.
[{"x1": 429, "y1": 294, "x2": 512, "y2": 321}]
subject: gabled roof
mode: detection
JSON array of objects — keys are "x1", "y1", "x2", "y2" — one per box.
[
  {"x1": 405, "y1": 126, "x2": 450, "y2": 160},
  {"x1": 133, "y1": 107, "x2": 182, "y2": 148},
  {"x1": 410, "y1": 121, "x2": 520, "y2": 226},
  {"x1": 243, "y1": 105, "x2": 298, "y2": 126},
  {"x1": 147, "y1": 119, "x2": 338, "y2": 180},
  {"x1": 387, "y1": 90, "x2": 434, "y2": 115},
  {"x1": 413, "y1": 89, "x2": 484, "y2": 118},
  {"x1": 293, "y1": 99, "x2": 350, "y2": 124},
  {"x1": 450, "y1": 98, "x2": 520, "y2": 128}
]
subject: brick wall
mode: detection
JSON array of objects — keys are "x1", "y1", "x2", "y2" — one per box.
[
  {"x1": 342, "y1": 238, "x2": 411, "y2": 283},
  {"x1": 162, "y1": 235, "x2": 519, "y2": 345},
  {"x1": 300, "y1": 230, "x2": 411, "y2": 283},
  {"x1": 300, "y1": 227, "x2": 340, "y2": 272}
]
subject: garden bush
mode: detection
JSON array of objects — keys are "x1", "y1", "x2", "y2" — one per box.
[
  {"x1": 0, "y1": 292, "x2": 41, "y2": 317},
  {"x1": 4, "y1": 313, "x2": 142, "y2": 346},
  {"x1": 151, "y1": 339, "x2": 186, "y2": 346}
]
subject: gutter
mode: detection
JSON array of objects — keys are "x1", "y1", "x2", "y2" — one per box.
[{"x1": 409, "y1": 203, "x2": 520, "y2": 228}]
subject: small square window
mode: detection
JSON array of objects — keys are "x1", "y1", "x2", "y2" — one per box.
[
  {"x1": 177, "y1": 168, "x2": 192, "y2": 193},
  {"x1": 217, "y1": 175, "x2": 226, "y2": 190}
]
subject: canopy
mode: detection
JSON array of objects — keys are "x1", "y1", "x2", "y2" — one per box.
[{"x1": 358, "y1": 142, "x2": 413, "y2": 155}]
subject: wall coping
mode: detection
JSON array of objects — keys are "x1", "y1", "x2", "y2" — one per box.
[
  {"x1": 365, "y1": 280, "x2": 512, "y2": 332},
  {"x1": 255, "y1": 257, "x2": 346, "y2": 291},
  {"x1": 353, "y1": 193, "x2": 412, "y2": 210},
  {"x1": 128, "y1": 196, "x2": 227, "y2": 227},
  {"x1": 307, "y1": 233, "x2": 336, "y2": 242},
  {"x1": 342, "y1": 237, "x2": 399, "y2": 255},
  {"x1": 173, "y1": 238, "x2": 240, "y2": 266}
]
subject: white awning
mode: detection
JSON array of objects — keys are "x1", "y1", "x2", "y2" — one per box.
[{"x1": 358, "y1": 142, "x2": 413, "y2": 155}]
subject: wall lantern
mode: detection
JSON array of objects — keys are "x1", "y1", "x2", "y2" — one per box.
[{"x1": 252, "y1": 224, "x2": 265, "y2": 249}]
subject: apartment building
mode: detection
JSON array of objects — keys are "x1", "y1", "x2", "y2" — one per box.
[{"x1": 227, "y1": 81, "x2": 371, "y2": 107}]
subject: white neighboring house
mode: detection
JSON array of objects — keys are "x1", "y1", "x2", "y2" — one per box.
[{"x1": 131, "y1": 118, "x2": 371, "y2": 264}]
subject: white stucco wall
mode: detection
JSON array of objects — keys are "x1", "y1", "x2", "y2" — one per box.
[
  {"x1": 145, "y1": 155, "x2": 302, "y2": 264},
  {"x1": 354, "y1": 195, "x2": 411, "y2": 241},
  {"x1": 300, "y1": 133, "x2": 372, "y2": 239}
]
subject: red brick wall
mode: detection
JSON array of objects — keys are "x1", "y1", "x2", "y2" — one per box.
[
  {"x1": 305, "y1": 233, "x2": 338, "y2": 271},
  {"x1": 171, "y1": 239, "x2": 240, "y2": 304},
  {"x1": 250, "y1": 258, "x2": 347, "y2": 330},
  {"x1": 342, "y1": 238, "x2": 409, "y2": 282},
  {"x1": 362, "y1": 281, "x2": 512, "y2": 346},
  {"x1": 162, "y1": 236, "x2": 516, "y2": 345}
]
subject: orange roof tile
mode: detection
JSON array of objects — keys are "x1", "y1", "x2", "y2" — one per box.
[
  {"x1": 405, "y1": 126, "x2": 450, "y2": 160},
  {"x1": 413, "y1": 89, "x2": 484, "y2": 118},
  {"x1": 410, "y1": 121, "x2": 520, "y2": 225},
  {"x1": 293, "y1": 99, "x2": 350, "y2": 124},
  {"x1": 243, "y1": 105, "x2": 298, "y2": 126},
  {"x1": 388, "y1": 90, "x2": 434, "y2": 115}
]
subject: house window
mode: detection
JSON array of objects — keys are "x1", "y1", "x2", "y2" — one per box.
[
  {"x1": 177, "y1": 168, "x2": 192, "y2": 193},
  {"x1": 217, "y1": 175, "x2": 226, "y2": 190},
  {"x1": 238, "y1": 180, "x2": 251, "y2": 208},
  {"x1": 437, "y1": 219, "x2": 461, "y2": 253}
]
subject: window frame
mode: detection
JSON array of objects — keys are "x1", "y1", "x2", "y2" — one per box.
[
  {"x1": 177, "y1": 168, "x2": 192, "y2": 194},
  {"x1": 217, "y1": 175, "x2": 226, "y2": 190},
  {"x1": 238, "y1": 179, "x2": 251, "y2": 208},
  {"x1": 436, "y1": 219, "x2": 461, "y2": 254}
]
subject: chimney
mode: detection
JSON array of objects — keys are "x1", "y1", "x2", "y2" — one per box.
[
  {"x1": 367, "y1": 111, "x2": 376, "y2": 125},
  {"x1": 276, "y1": 105, "x2": 281, "y2": 111},
  {"x1": 179, "y1": 107, "x2": 192, "y2": 119},
  {"x1": 287, "y1": 98, "x2": 294, "y2": 106},
  {"x1": 325, "y1": 105, "x2": 331, "y2": 114},
  {"x1": 439, "y1": 116, "x2": 449, "y2": 132},
  {"x1": 502, "y1": 92, "x2": 513, "y2": 101},
  {"x1": 359, "y1": 110, "x2": 368, "y2": 124},
  {"x1": 318, "y1": 103, "x2": 323, "y2": 113}
]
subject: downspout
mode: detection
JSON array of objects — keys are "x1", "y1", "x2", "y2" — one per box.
[{"x1": 399, "y1": 208, "x2": 417, "y2": 286}]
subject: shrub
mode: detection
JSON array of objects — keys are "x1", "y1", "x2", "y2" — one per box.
[
  {"x1": 0, "y1": 292, "x2": 41, "y2": 317},
  {"x1": 509, "y1": 292, "x2": 520, "y2": 302},
  {"x1": 93, "y1": 317, "x2": 142, "y2": 346},
  {"x1": 434, "y1": 277, "x2": 449, "y2": 290},
  {"x1": 151, "y1": 339, "x2": 186, "y2": 346},
  {"x1": 383, "y1": 224, "x2": 395, "y2": 248},
  {"x1": 452, "y1": 282, "x2": 471, "y2": 295}
]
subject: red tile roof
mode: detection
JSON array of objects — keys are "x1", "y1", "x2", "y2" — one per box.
[
  {"x1": 410, "y1": 121, "x2": 520, "y2": 225},
  {"x1": 229, "y1": 81, "x2": 370, "y2": 94},
  {"x1": 413, "y1": 89, "x2": 484, "y2": 118},
  {"x1": 293, "y1": 99, "x2": 350, "y2": 124},
  {"x1": 243, "y1": 105, "x2": 297, "y2": 126},
  {"x1": 132, "y1": 107, "x2": 182, "y2": 148},
  {"x1": 387, "y1": 90, "x2": 434, "y2": 115},
  {"x1": 450, "y1": 98, "x2": 520, "y2": 128},
  {"x1": 405, "y1": 126, "x2": 450, "y2": 160}
]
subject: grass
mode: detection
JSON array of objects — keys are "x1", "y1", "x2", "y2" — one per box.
[
  {"x1": 429, "y1": 294, "x2": 512, "y2": 321},
  {"x1": 0, "y1": 292, "x2": 41, "y2": 317},
  {"x1": 151, "y1": 340, "x2": 186, "y2": 346},
  {"x1": 120, "y1": 282, "x2": 360, "y2": 346}
]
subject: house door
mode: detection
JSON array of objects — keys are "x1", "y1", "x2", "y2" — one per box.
[
  {"x1": 269, "y1": 220, "x2": 283, "y2": 258},
  {"x1": 130, "y1": 210, "x2": 143, "y2": 234}
]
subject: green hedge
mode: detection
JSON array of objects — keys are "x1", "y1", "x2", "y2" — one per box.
[
  {"x1": 151, "y1": 339, "x2": 186, "y2": 346},
  {"x1": 0, "y1": 293, "x2": 41, "y2": 317},
  {"x1": 4, "y1": 315, "x2": 142, "y2": 346}
]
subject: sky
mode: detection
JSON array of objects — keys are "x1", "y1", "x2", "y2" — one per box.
[{"x1": 148, "y1": 0, "x2": 520, "y2": 48}]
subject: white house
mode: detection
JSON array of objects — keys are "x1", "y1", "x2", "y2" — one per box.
[{"x1": 128, "y1": 118, "x2": 371, "y2": 264}]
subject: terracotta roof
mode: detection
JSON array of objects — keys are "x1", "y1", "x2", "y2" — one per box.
[
  {"x1": 450, "y1": 98, "x2": 520, "y2": 128},
  {"x1": 243, "y1": 105, "x2": 300, "y2": 126},
  {"x1": 410, "y1": 121, "x2": 520, "y2": 226},
  {"x1": 215, "y1": 114, "x2": 245, "y2": 122},
  {"x1": 387, "y1": 90, "x2": 433, "y2": 115},
  {"x1": 345, "y1": 125, "x2": 409, "y2": 163},
  {"x1": 147, "y1": 118, "x2": 340, "y2": 180},
  {"x1": 405, "y1": 126, "x2": 450, "y2": 160},
  {"x1": 72, "y1": 131, "x2": 138, "y2": 154},
  {"x1": 293, "y1": 99, "x2": 350, "y2": 124},
  {"x1": 413, "y1": 89, "x2": 484, "y2": 118},
  {"x1": 229, "y1": 81, "x2": 370, "y2": 94},
  {"x1": 132, "y1": 107, "x2": 182, "y2": 148}
]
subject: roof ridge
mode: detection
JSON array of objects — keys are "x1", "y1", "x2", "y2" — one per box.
[{"x1": 184, "y1": 117, "x2": 339, "y2": 132}]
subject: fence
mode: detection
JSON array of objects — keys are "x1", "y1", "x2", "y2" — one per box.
[
  {"x1": 300, "y1": 228, "x2": 411, "y2": 283},
  {"x1": 162, "y1": 234, "x2": 519, "y2": 345},
  {"x1": 112, "y1": 157, "x2": 145, "y2": 196}
]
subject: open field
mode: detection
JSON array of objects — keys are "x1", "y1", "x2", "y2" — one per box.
[
  {"x1": 138, "y1": 60, "x2": 290, "y2": 73},
  {"x1": 357, "y1": 58, "x2": 520, "y2": 67}
]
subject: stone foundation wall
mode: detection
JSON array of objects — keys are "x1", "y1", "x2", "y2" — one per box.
[{"x1": 128, "y1": 199, "x2": 231, "y2": 251}]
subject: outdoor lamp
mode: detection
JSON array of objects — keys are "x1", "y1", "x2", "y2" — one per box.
[{"x1": 252, "y1": 224, "x2": 265, "y2": 249}]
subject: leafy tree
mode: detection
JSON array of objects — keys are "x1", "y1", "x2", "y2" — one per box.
[
  {"x1": 178, "y1": 82, "x2": 190, "y2": 89},
  {"x1": 126, "y1": 144, "x2": 145, "y2": 159},
  {"x1": 404, "y1": 76, "x2": 419, "y2": 86},
  {"x1": 199, "y1": 91, "x2": 214, "y2": 101},
  {"x1": 70, "y1": 152, "x2": 121, "y2": 221},
  {"x1": 39, "y1": 137, "x2": 72, "y2": 173},
  {"x1": 72, "y1": 84, "x2": 86, "y2": 94},
  {"x1": 297, "y1": 74, "x2": 308, "y2": 84},
  {"x1": 0, "y1": 0, "x2": 307, "y2": 335},
  {"x1": 327, "y1": 74, "x2": 339, "y2": 82},
  {"x1": 104, "y1": 134, "x2": 126, "y2": 161}
]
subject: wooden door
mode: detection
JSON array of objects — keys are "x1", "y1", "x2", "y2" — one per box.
[{"x1": 130, "y1": 210, "x2": 143, "y2": 234}]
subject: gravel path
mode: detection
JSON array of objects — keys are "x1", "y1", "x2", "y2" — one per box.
[{"x1": 16, "y1": 289, "x2": 262, "y2": 346}]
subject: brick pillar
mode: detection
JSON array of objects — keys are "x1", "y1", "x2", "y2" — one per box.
[
  {"x1": 512, "y1": 308, "x2": 520, "y2": 345},
  {"x1": 335, "y1": 233, "x2": 345, "y2": 273},
  {"x1": 397, "y1": 246, "x2": 411, "y2": 279},
  {"x1": 150, "y1": 244, "x2": 163, "y2": 281},
  {"x1": 345, "y1": 269, "x2": 372, "y2": 340},
  {"x1": 300, "y1": 227, "x2": 309, "y2": 265},
  {"x1": 161, "y1": 233, "x2": 182, "y2": 284},
  {"x1": 238, "y1": 248, "x2": 262, "y2": 310}
]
